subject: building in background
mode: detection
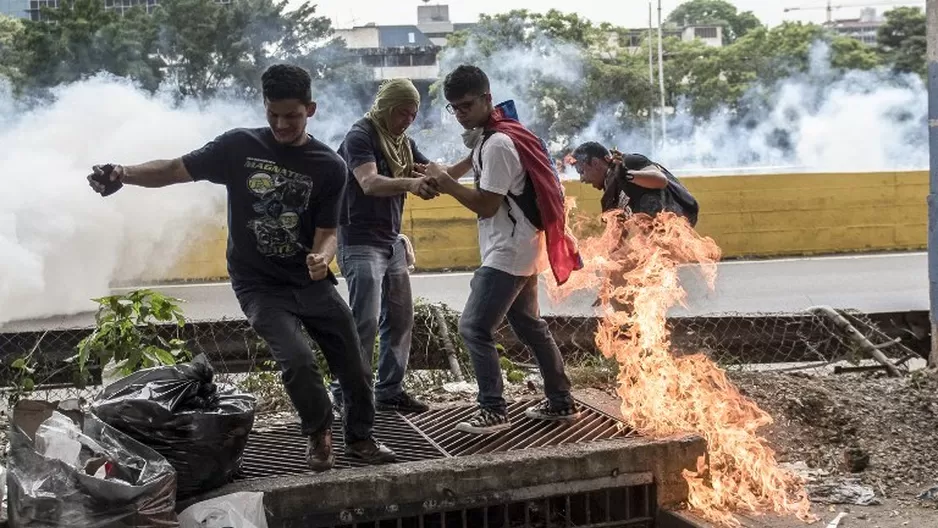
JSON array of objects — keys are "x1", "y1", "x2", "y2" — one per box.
[
  {"x1": 334, "y1": 3, "x2": 473, "y2": 84},
  {"x1": 618, "y1": 23, "x2": 724, "y2": 55},
  {"x1": 1, "y1": 0, "x2": 27, "y2": 19},
  {"x1": 825, "y1": 7, "x2": 883, "y2": 45}
]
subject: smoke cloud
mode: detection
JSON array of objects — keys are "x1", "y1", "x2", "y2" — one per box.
[
  {"x1": 0, "y1": 28, "x2": 927, "y2": 325},
  {"x1": 0, "y1": 75, "x2": 256, "y2": 324},
  {"x1": 431, "y1": 36, "x2": 928, "y2": 174}
]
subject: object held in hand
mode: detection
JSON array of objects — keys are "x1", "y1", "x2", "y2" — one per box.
[{"x1": 91, "y1": 164, "x2": 124, "y2": 196}]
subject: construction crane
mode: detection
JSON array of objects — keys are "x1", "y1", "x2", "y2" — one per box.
[{"x1": 783, "y1": 0, "x2": 923, "y2": 23}]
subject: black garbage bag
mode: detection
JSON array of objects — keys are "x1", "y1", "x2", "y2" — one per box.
[
  {"x1": 91, "y1": 354, "x2": 256, "y2": 500},
  {"x1": 7, "y1": 399, "x2": 178, "y2": 527}
]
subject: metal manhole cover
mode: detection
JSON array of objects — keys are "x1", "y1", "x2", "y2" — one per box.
[
  {"x1": 406, "y1": 398, "x2": 635, "y2": 457},
  {"x1": 236, "y1": 411, "x2": 447, "y2": 480},
  {"x1": 235, "y1": 397, "x2": 634, "y2": 481}
]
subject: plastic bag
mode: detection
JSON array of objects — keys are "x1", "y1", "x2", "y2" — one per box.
[
  {"x1": 7, "y1": 400, "x2": 178, "y2": 527},
  {"x1": 91, "y1": 354, "x2": 256, "y2": 500},
  {"x1": 178, "y1": 492, "x2": 268, "y2": 528}
]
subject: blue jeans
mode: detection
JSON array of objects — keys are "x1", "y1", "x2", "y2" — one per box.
[
  {"x1": 458, "y1": 266, "x2": 574, "y2": 414},
  {"x1": 333, "y1": 237, "x2": 414, "y2": 402}
]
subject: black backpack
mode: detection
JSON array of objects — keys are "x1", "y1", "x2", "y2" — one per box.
[
  {"x1": 656, "y1": 162, "x2": 699, "y2": 227},
  {"x1": 474, "y1": 129, "x2": 543, "y2": 232}
]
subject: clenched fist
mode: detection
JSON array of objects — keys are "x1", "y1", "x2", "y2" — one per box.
[{"x1": 306, "y1": 253, "x2": 329, "y2": 281}]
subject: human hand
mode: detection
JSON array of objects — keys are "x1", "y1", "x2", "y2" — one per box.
[
  {"x1": 425, "y1": 162, "x2": 455, "y2": 190},
  {"x1": 87, "y1": 164, "x2": 125, "y2": 196},
  {"x1": 306, "y1": 253, "x2": 329, "y2": 281},
  {"x1": 409, "y1": 176, "x2": 439, "y2": 200}
]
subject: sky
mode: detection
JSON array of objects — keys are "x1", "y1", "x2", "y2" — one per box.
[{"x1": 302, "y1": 0, "x2": 926, "y2": 31}]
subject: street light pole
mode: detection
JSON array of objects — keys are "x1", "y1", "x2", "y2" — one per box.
[
  {"x1": 927, "y1": 0, "x2": 938, "y2": 366},
  {"x1": 657, "y1": 0, "x2": 667, "y2": 145},
  {"x1": 648, "y1": 1, "x2": 656, "y2": 155}
]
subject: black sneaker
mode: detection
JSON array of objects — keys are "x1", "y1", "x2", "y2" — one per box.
[
  {"x1": 376, "y1": 391, "x2": 430, "y2": 414},
  {"x1": 455, "y1": 407, "x2": 511, "y2": 434},
  {"x1": 346, "y1": 437, "x2": 397, "y2": 464},
  {"x1": 523, "y1": 399, "x2": 582, "y2": 422},
  {"x1": 306, "y1": 428, "x2": 335, "y2": 472}
]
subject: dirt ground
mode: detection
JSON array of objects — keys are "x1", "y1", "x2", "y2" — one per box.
[{"x1": 572, "y1": 369, "x2": 938, "y2": 528}]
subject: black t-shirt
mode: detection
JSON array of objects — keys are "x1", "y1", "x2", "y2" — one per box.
[
  {"x1": 181, "y1": 127, "x2": 346, "y2": 293},
  {"x1": 338, "y1": 118, "x2": 429, "y2": 248},
  {"x1": 601, "y1": 153, "x2": 655, "y2": 213}
]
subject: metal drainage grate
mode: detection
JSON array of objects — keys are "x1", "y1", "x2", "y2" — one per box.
[
  {"x1": 408, "y1": 398, "x2": 635, "y2": 457},
  {"x1": 305, "y1": 474, "x2": 656, "y2": 528},
  {"x1": 236, "y1": 397, "x2": 634, "y2": 480},
  {"x1": 236, "y1": 411, "x2": 447, "y2": 480}
]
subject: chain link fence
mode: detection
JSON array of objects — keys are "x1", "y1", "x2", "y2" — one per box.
[{"x1": 0, "y1": 297, "x2": 923, "y2": 413}]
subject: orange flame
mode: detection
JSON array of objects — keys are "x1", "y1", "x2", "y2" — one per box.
[{"x1": 546, "y1": 199, "x2": 816, "y2": 526}]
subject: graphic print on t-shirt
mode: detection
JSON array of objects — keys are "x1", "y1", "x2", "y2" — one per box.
[{"x1": 242, "y1": 157, "x2": 314, "y2": 258}]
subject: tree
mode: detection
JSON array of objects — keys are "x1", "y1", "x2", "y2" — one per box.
[
  {"x1": 877, "y1": 6, "x2": 926, "y2": 77},
  {"x1": 662, "y1": 37, "x2": 732, "y2": 118},
  {"x1": 13, "y1": 0, "x2": 162, "y2": 90},
  {"x1": 0, "y1": 15, "x2": 25, "y2": 85},
  {"x1": 153, "y1": 0, "x2": 340, "y2": 98},
  {"x1": 665, "y1": 0, "x2": 763, "y2": 44},
  {"x1": 660, "y1": 21, "x2": 881, "y2": 120}
]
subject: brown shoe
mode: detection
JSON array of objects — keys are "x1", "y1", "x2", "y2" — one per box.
[
  {"x1": 346, "y1": 437, "x2": 397, "y2": 464},
  {"x1": 307, "y1": 428, "x2": 335, "y2": 472}
]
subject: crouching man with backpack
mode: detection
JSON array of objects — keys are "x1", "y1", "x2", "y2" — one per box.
[
  {"x1": 424, "y1": 64, "x2": 584, "y2": 435},
  {"x1": 570, "y1": 141, "x2": 699, "y2": 226},
  {"x1": 570, "y1": 142, "x2": 701, "y2": 313}
]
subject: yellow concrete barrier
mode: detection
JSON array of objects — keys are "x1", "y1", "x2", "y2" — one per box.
[{"x1": 161, "y1": 170, "x2": 928, "y2": 281}]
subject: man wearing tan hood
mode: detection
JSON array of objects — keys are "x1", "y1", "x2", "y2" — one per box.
[{"x1": 332, "y1": 78, "x2": 436, "y2": 414}]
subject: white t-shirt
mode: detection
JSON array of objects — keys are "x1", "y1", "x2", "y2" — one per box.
[{"x1": 472, "y1": 132, "x2": 547, "y2": 277}]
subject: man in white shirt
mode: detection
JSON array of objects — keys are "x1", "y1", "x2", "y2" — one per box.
[{"x1": 425, "y1": 65, "x2": 581, "y2": 434}]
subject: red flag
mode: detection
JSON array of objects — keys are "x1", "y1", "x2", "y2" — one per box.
[{"x1": 485, "y1": 108, "x2": 583, "y2": 285}]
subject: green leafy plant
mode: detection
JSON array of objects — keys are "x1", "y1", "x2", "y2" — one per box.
[
  {"x1": 74, "y1": 289, "x2": 192, "y2": 386},
  {"x1": 499, "y1": 352, "x2": 526, "y2": 383},
  {"x1": 8, "y1": 351, "x2": 37, "y2": 405}
]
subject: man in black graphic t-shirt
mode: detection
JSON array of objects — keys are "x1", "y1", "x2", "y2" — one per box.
[{"x1": 87, "y1": 64, "x2": 396, "y2": 472}]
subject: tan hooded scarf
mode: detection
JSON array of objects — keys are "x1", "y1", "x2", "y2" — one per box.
[{"x1": 364, "y1": 78, "x2": 421, "y2": 179}]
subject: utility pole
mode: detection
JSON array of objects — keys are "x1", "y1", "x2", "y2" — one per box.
[
  {"x1": 648, "y1": 2, "x2": 656, "y2": 155},
  {"x1": 928, "y1": 0, "x2": 938, "y2": 367},
  {"x1": 657, "y1": 0, "x2": 667, "y2": 144}
]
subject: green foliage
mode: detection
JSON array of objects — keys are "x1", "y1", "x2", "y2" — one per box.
[
  {"x1": 877, "y1": 6, "x2": 926, "y2": 78},
  {"x1": 74, "y1": 289, "x2": 192, "y2": 386},
  {"x1": 2, "y1": 0, "x2": 365, "y2": 97},
  {"x1": 8, "y1": 350, "x2": 38, "y2": 405},
  {"x1": 153, "y1": 0, "x2": 338, "y2": 98},
  {"x1": 498, "y1": 353, "x2": 526, "y2": 383},
  {"x1": 665, "y1": 0, "x2": 763, "y2": 43},
  {"x1": 0, "y1": 15, "x2": 25, "y2": 86}
]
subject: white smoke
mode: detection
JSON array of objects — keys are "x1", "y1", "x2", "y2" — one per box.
[
  {"x1": 0, "y1": 75, "x2": 259, "y2": 325},
  {"x1": 576, "y1": 41, "x2": 928, "y2": 173},
  {"x1": 423, "y1": 35, "x2": 586, "y2": 163}
]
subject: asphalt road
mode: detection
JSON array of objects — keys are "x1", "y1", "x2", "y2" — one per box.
[{"x1": 0, "y1": 252, "x2": 925, "y2": 333}]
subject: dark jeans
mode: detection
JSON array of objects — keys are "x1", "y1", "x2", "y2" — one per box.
[
  {"x1": 236, "y1": 280, "x2": 375, "y2": 442},
  {"x1": 458, "y1": 266, "x2": 574, "y2": 414},
  {"x1": 332, "y1": 237, "x2": 414, "y2": 402}
]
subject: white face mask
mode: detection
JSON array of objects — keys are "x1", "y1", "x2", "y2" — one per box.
[{"x1": 462, "y1": 127, "x2": 484, "y2": 149}]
